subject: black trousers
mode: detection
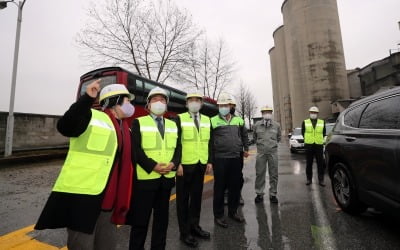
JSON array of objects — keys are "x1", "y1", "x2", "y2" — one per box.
[
  {"x1": 305, "y1": 144, "x2": 325, "y2": 182},
  {"x1": 176, "y1": 163, "x2": 206, "y2": 236},
  {"x1": 213, "y1": 157, "x2": 242, "y2": 218},
  {"x1": 129, "y1": 183, "x2": 172, "y2": 250}
]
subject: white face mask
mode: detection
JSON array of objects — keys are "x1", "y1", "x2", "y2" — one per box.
[
  {"x1": 263, "y1": 113, "x2": 272, "y2": 120},
  {"x1": 219, "y1": 107, "x2": 230, "y2": 116},
  {"x1": 188, "y1": 102, "x2": 201, "y2": 113},
  {"x1": 120, "y1": 102, "x2": 135, "y2": 118},
  {"x1": 310, "y1": 113, "x2": 318, "y2": 119},
  {"x1": 150, "y1": 101, "x2": 166, "y2": 115}
]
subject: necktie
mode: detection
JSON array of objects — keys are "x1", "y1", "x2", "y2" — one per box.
[
  {"x1": 194, "y1": 114, "x2": 199, "y2": 131},
  {"x1": 156, "y1": 117, "x2": 164, "y2": 138}
]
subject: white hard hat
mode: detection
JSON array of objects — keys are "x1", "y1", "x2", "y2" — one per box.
[
  {"x1": 309, "y1": 106, "x2": 319, "y2": 113},
  {"x1": 99, "y1": 84, "x2": 134, "y2": 102},
  {"x1": 186, "y1": 93, "x2": 203, "y2": 100},
  {"x1": 147, "y1": 87, "x2": 169, "y2": 103},
  {"x1": 229, "y1": 96, "x2": 236, "y2": 105},
  {"x1": 261, "y1": 106, "x2": 273, "y2": 112},
  {"x1": 217, "y1": 93, "x2": 234, "y2": 105}
]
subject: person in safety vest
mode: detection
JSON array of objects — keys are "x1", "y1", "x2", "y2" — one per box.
[
  {"x1": 211, "y1": 93, "x2": 249, "y2": 228},
  {"x1": 126, "y1": 87, "x2": 181, "y2": 250},
  {"x1": 301, "y1": 106, "x2": 326, "y2": 186},
  {"x1": 224, "y1": 98, "x2": 245, "y2": 206},
  {"x1": 175, "y1": 93, "x2": 213, "y2": 248},
  {"x1": 253, "y1": 106, "x2": 281, "y2": 204},
  {"x1": 35, "y1": 80, "x2": 135, "y2": 250}
]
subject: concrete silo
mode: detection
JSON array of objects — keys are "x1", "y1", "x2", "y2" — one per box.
[
  {"x1": 268, "y1": 47, "x2": 282, "y2": 125},
  {"x1": 281, "y1": 0, "x2": 350, "y2": 127},
  {"x1": 272, "y1": 25, "x2": 292, "y2": 134}
]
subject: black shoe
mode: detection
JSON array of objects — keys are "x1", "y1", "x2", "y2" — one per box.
[
  {"x1": 214, "y1": 217, "x2": 228, "y2": 228},
  {"x1": 319, "y1": 181, "x2": 326, "y2": 187},
  {"x1": 191, "y1": 226, "x2": 210, "y2": 239},
  {"x1": 306, "y1": 180, "x2": 312, "y2": 185},
  {"x1": 255, "y1": 195, "x2": 264, "y2": 203},
  {"x1": 270, "y1": 196, "x2": 278, "y2": 203},
  {"x1": 239, "y1": 195, "x2": 244, "y2": 205},
  {"x1": 180, "y1": 234, "x2": 198, "y2": 248},
  {"x1": 228, "y1": 212, "x2": 245, "y2": 223}
]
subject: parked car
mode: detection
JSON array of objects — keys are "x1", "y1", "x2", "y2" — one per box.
[
  {"x1": 325, "y1": 123, "x2": 335, "y2": 141},
  {"x1": 324, "y1": 86, "x2": 400, "y2": 217},
  {"x1": 289, "y1": 127, "x2": 304, "y2": 153}
]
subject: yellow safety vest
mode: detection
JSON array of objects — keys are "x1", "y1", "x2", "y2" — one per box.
[
  {"x1": 136, "y1": 115, "x2": 178, "y2": 180},
  {"x1": 179, "y1": 112, "x2": 210, "y2": 164},
  {"x1": 304, "y1": 119, "x2": 324, "y2": 145},
  {"x1": 53, "y1": 109, "x2": 117, "y2": 195}
]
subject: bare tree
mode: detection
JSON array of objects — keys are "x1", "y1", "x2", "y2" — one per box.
[
  {"x1": 76, "y1": 0, "x2": 202, "y2": 83},
  {"x1": 245, "y1": 90, "x2": 258, "y2": 129},
  {"x1": 235, "y1": 81, "x2": 247, "y2": 121},
  {"x1": 235, "y1": 81, "x2": 258, "y2": 129},
  {"x1": 174, "y1": 38, "x2": 235, "y2": 99}
]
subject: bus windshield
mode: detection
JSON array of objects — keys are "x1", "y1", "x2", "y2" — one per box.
[{"x1": 79, "y1": 76, "x2": 117, "y2": 97}]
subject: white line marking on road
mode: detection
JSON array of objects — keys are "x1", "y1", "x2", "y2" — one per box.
[{"x1": 311, "y1": 185, "x2": 338, "y2": 250}]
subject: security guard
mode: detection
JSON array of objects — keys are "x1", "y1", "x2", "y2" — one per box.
[
  {"x1": 301, "y1": 106, "x2": 326, "y2": 186},
  {"x1": 211, "y1": 93, "x2": 249, "y2": 228},
  {"x1": 127, "y1": 87, "x2": 181, "y2": 250},
  {"x1": 253, "y1": 106, "x2": 281, "y2": 204},
  {"x1": 35, "y1": 80, "x2": 135, "y2": 250},
  {"x1": 175, "y1": 93, "x2": 212, "y2": 248}
]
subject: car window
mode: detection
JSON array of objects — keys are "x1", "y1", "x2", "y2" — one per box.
[
  {"x1": 292, "y1": 128, "x2": 302, "y2": 136},
  {"x1": 359, "y1": 95, "x2": 400, "y2": 129},
  {"x1": 344, "y1": 104, "x2": 365, "y2": 128},
  {"x1": 326, "y1": 123, "x2": 335, "y2": 134}
]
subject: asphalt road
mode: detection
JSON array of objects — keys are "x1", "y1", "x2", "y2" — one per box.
[{"x1": 1, "y1": 143, "x2": 399, "y2": 249}]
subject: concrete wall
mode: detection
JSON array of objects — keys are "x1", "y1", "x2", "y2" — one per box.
[
  {"x1": 347, "y1": 69, "x2": 362, "y2": 98},
  {"x1": 273, "y1": 25, "x2": 292, "y2": 134},
  {"x1": 281, "y1": 0, "x2": 350, "y2": 126},
  {"x1": 358, "y1": 52, "x2": 400, "y2": 95},
  {"x1": 269, "y1": 47, "x2": 282, "y2": 125},
  {"x1": 0, "y1": 112, "x2": 68, "y2": 153}
]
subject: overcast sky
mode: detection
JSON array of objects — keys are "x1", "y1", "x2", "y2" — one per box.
[{"x1": 0, "y1": 0, "x2": 399, "y2": 115}]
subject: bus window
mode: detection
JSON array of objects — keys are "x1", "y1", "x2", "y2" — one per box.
[
  {"x1": 144, "y1": 81, "x2": 157, "y2": 93},
  {"x1": 79, "y1": 76, "x2": 117, "y2": 97},
  {"x1": 133, "y1": 79, "x2": 145, "y2": 104}
]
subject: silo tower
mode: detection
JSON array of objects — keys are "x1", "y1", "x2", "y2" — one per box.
[{"x1": 281, "y1": 0, "x2": 350, "y2": 127}]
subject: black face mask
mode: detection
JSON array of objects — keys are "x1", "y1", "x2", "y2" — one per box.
[{"x1": 230, "y1": 107, "x2": 236, "y2": 115}]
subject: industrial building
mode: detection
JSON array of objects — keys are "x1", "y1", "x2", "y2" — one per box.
[{"x1": 269, "y1": 0, "x2": 350, "y2": 133}]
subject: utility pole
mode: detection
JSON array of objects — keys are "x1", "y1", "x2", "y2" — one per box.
[{"x1": 2, "y1": 0, "x2": 27, "y2": 157}]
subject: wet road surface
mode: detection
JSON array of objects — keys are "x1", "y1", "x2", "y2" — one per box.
[{"x1": 1, "y1": 143, "x2": 400, "y2": 249}]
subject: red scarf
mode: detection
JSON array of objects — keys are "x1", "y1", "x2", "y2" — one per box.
[{"x1": 101, "y1": 109, "x2": 134, "y2": 224}]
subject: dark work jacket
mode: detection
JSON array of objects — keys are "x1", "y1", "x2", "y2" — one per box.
[
  {"x1": 34, "y1": 94, "x2": 117, "y2": 234},
  {"x1": 211, "y1": 114, "x2": 249, "y2": 159}
]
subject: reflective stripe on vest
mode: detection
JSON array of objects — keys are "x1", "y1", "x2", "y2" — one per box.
[
  {"x1": 136, "y1": 115, "x2": 178, "y2": 180},
  {"x1": 304, "y1": 119, "x2": 324, "y2": 145},
  {"x1": 179, "y1": 112, "x2": 210, "y2": 164},
  {"x1": 53, "y1": 109, "x2": 117, "y2": 195},
  {"x1": 211, "y1": 115, "x2": 244, "y2": 128}
]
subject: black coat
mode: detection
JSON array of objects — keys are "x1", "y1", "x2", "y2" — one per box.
[{"x1": 35, "y1": 94, "x2": 108, "y2": 234}]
